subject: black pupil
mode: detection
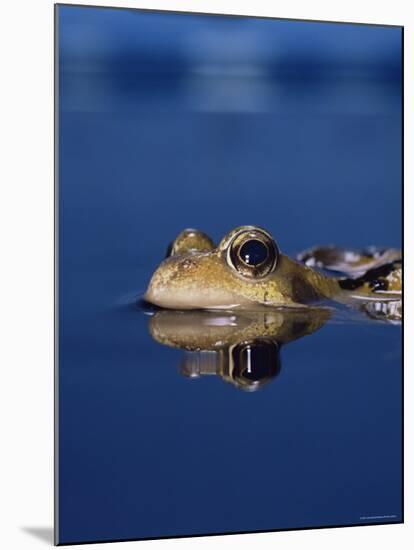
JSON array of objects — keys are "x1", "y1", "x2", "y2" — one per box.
[
  {"x1": 232, "y1": 341, "x2": 281, "y2": 384},
  {"x1": 239, "y1": 239, "x2": 268, "y2": 266}
]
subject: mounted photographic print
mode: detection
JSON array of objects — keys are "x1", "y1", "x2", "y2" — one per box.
[{"x1": 55, "y1": 4, "x2": 403, "y2": 545}]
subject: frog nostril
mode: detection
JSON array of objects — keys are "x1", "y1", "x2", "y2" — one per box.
[{"x1": 179, "y1": 258, "x2": 196, "y2": 270}]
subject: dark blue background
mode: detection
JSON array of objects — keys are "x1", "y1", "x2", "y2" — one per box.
[{"x1": 58, "y1": 6, "x2": 402, "y2": 544}]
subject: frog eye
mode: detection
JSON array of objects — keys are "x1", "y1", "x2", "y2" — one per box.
[{"x1": 228, "y1": 228, "x2": 278, "y2": 278}]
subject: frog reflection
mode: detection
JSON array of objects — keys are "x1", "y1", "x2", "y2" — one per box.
[
  {"x1": 148, "y1": 308, "x2": 330, "y2": 391},
  {"x1": 180, "y1": 339, "x2": 281, "y2": 392}
]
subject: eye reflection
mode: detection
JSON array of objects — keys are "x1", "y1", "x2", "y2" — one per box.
[{"x1": 230, "y1": 340, "x2": 281, "y2": 390}]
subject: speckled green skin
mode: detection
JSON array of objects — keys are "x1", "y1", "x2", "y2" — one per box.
[{"x1": 144, "y1": 226, "x2": 401, "y2": 311}]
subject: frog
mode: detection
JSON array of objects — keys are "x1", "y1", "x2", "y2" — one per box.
[{"x1": 144, "y1": 225, "x2": 401, "y2": 319}]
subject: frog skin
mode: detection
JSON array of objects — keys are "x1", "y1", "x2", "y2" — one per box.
[{"x1": 144, "y1": 225, "x2": 401, "y2": 313}]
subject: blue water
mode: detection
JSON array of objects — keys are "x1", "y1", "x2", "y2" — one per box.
[{"x1": 57, "y1": 6, "x2": 402, "y2": 545}]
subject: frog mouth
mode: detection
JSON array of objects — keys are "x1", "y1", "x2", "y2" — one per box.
[
  {"x1": 144, "y1": 276, "x2": 245, "y2": 311},
  {"x1": 144, "y1": 254, "x2": 249, "y2": 310}
]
